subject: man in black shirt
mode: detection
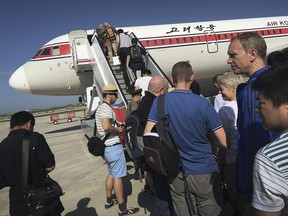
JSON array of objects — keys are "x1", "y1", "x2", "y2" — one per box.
[{"x1": 0, "y1": 111, "x2": 64, "y2": 216}]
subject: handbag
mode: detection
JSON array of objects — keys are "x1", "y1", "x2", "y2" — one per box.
[
  {"x1": 112, "y1": 56, "x2": 121, "y2": 65},
  {"x1": 22, "y1": 133, "x2": 64, "y2": 216},
  {"x1": 87, "y1": 133, "x2": 110, "y2": 156}
]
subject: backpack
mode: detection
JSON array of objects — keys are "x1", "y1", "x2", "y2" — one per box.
[
  {"x1": 143, "y1": 94, "x2": 181, "y2": 177},
  {"x1": 106, "y1": 26, "x2": 116, "y2": 41},
  {"x1": 130, "y1": 46, "x2": 143, "y2": 63},
  {"x1": 124, "y1": 110, "x2": 144, "y2": 159}
]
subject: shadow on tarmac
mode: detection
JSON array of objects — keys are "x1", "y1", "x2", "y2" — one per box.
[
  {"x1": 45, "y1": 125, "x2": 82, "y2": 134},
  {"x1": 65, "y1": 197, "x2": 98, "y2": 216}
]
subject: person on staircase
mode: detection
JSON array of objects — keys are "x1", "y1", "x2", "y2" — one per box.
[{"x1": 104, "y1": 22, "x2": 118, "y2": 62}]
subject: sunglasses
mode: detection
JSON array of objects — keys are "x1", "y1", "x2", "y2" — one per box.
[{"x1": 110, "y1": 93, "x2": 118, "y2": 98}]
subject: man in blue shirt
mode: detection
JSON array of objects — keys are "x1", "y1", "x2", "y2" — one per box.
[
  {"x1": 227, "y1": 32, "x2": 276, "y2": 216},
  {"x1": 144, "y1": 61, "x2": 227, "y2": 216}
]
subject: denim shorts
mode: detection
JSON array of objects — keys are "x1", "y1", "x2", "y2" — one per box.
[{"x1": 104, "y1": 144, "x2": 127, "y2": 178}]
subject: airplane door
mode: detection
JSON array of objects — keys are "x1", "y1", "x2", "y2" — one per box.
[{"x1": 204, "y1": 30, "x2": 218, "y2": 53}]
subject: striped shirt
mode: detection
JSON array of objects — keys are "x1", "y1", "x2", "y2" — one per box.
[
  {"x1": 95, "y1": 102, "x2": 121, "y2": 146},
  {"x1": 252, "y1": 131, "x2": 288, "y2": 212}
]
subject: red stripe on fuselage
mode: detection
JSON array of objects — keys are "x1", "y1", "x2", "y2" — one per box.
[{"x1": 32, "y1": 27, "x2": 288, "y2": 61}]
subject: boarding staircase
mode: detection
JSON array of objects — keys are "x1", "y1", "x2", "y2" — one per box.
[{"x1": 68, "y1": 30, "x2": 171, "y2": 138}]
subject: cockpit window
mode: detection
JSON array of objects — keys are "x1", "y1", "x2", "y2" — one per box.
[
  {"x1": 40, "y1": 47, "x2": 50, "y2": 56},
  {"x1": 52, "y1": 46, "x2": 60, "y2": 55}
]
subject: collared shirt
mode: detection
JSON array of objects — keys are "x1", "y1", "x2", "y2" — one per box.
[{"x1": 148, "y1": 90, "x2": 223, "y2": 174}]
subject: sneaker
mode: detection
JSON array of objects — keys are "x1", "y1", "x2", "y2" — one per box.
[
  {"x1": 118, "y1": 207, "x2": 140, "y2": 215},
  {"x1": 104, "y1": 199, "x2": 117, "y2": 209}
]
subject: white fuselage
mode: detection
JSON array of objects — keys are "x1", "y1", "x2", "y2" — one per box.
[{"x1": 9, "y1": 16, "x2": 288, "y2": 96}]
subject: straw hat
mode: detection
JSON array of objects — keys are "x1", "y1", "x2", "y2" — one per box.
[{"x1": 102, "y1": 85, "x2": 118, "y2": 94}]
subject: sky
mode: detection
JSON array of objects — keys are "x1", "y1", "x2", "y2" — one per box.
[{"x1": 1, "y1": 0, "x2": 287, "y2": 115}]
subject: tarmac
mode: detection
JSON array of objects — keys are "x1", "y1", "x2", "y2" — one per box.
[{"x1": 0, "y1": 111, "x2": 154, "y2": 216}]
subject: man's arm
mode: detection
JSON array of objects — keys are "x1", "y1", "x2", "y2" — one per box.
[
  {"x1": 126, "y1": 55, "x2": 130, "y2": 68},
  {"x1": 102, "y1": 118, "x2": 124, "y2": 134},
  {"x1": 212, "y1": 127, "x2": 227, "y2": 149},
  {"x1": 144, "y1": 121, "x2": 156, "y2": 135}
]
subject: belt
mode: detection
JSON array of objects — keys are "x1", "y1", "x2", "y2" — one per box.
[{"x1": 106, "y1": 143, "x2": 121, "y2": 147}]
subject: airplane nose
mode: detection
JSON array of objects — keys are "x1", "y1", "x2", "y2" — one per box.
[{"x1": 9, "y1": 66, "x2": 32, "y2": 93}]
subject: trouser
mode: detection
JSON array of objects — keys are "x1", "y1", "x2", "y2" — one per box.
[
  {"x1": 130, "y1": 62, "x2": 145, "y2": 77},
  {"x1": 119, "y1": 47, "x2": 131, "y2": 87},
  {"x1": 168, "y1": 172, "x2": 222, "y2": 216},
  {"x1": 152, "y1": 172, "x2": 174, "y2": 216},
  {"x1": 106, "y1": 40, "x2": 118, "y2": 60}
]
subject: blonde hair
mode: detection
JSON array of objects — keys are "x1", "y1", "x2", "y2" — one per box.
[{"x1": 218, "y1": 72, "x2": 244, "y2": 89}]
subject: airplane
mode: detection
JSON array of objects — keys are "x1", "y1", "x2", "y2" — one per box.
[
  {"x1": 10, "y1": 16, "x2": 288, "y2": 96},
  {"x1": 9, "y1": 16, "x2": 288, "y2": 136}
]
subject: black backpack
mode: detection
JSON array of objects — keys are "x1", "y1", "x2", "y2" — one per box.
[
  {"x1": 130, "y1": 46, "x2": 143, "y2": 63},
  {"x1": 143, "y1": 94, "x2": 181, "y2": 177},
  {"x1": 124, "y1": 110, "x2": 144, "y2": 159}
]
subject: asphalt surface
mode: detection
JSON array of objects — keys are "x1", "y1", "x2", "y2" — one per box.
[{"x1": 0, "y1": 111, "x2": 154, "y2": 216}]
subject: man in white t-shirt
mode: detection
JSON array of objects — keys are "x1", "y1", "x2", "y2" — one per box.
[{"x1": 134, "y1": 69, "x2": 152, "y2": 97}]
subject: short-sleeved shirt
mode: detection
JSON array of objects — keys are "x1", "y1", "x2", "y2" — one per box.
[
  {"x1": 95, "y1": 102, "x2": 121, "y2": 146},
  {"x1": 117, "y1": 33, "x2": 131, "y2": 48},
  {"x1": 148, "y1": 90, "x2": 223, "y2": 174},
  {"x1": 134, "y1": 76, "x2": 152, "y2": 96},
  {"x1": 252, "y1": 131, "x2": 288, "y2": 212}
]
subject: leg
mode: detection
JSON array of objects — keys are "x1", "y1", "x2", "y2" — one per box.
[
  {"x1": 113, "y1": 177, "x2": 125, "y2": 204},
  {"x1": 106, "y1": 40, "x2": 113, "y2": 61},
  {"x1": 105, "y1": 174, "x2": 114, "y2": 198},
  {"x1": 169, "y1": 172, "x2": 192, "y2": 216},
  {"x1": 112, "y1": 40, "x2": 118, "y2": 56},
  {"x1": 152, "y1": 172, "x2": 174, "y2": 216},
  {"x1": 187, "y1": 173, "x2": 222, "y2": 216}
]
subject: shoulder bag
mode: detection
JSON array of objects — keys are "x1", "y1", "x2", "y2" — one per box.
[
  {"x1": 22, "y1": 132, "x2": 64, "y2": 216},
  {"x1": 87, "y1": 133, "x2": 111, "y2": 156}
]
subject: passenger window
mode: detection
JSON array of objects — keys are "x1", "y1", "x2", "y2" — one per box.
[
  {"x1": 169, "y1": 39, "x2": 172, "y2": 44},
  {"x1": 197, "y1": 36, "x2": 201, "y2": 41},
  {"x1": 40, "y1": 47, "x2": 50, "y2": 56},
  {"x1": 52, "y1": 46, "x2": 60, "y2": 55},
  {"x1": 183, "y1": 38, "x2": 187, "y2": 43},
  {"x1": 190, "y1": 37, "x2": 194, "y2": 42},
  {"x1": 176, "y1": 38, "x2": 180, "y2": 43},
  {"x1": 217, "y1": 34, "x2": 221, "y2": 40},
  {"x1": 161, "y1": 39, "x2": 165, "y2": 45},
  {"x1": 146, "y1": 41, "x2": 150, "y2": 46},
  {"x1": 154, "y1": 40, "x2": 158, "y2": 45}
]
